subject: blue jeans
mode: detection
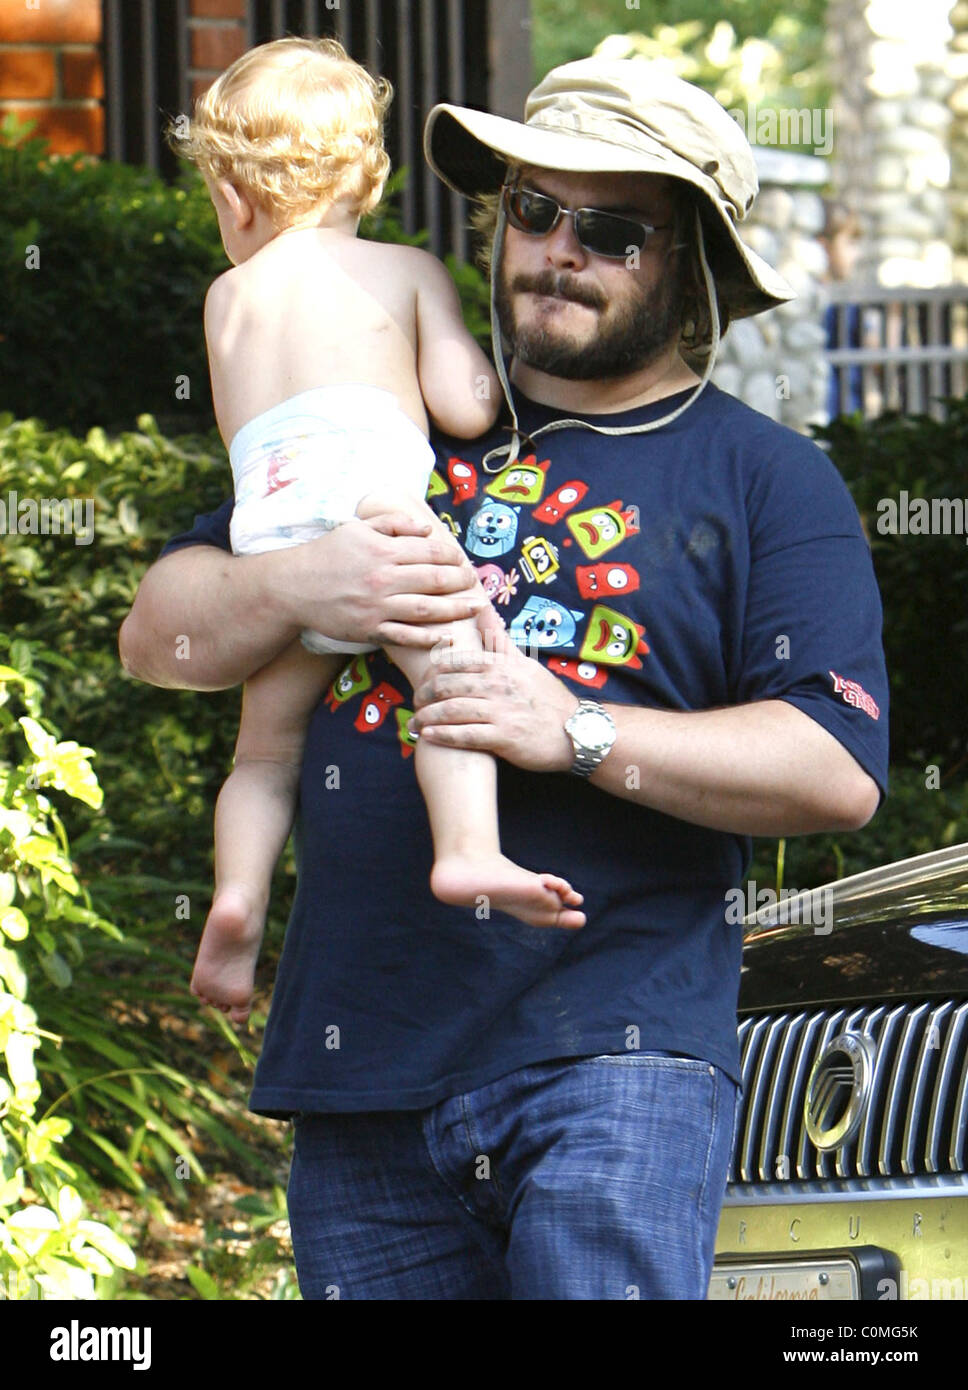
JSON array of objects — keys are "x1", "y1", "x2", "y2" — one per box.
[{"x1": 286, "y1": 1051, "x2": 738, "y2": 1300}]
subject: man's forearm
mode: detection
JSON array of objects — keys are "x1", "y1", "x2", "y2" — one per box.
[
  {"x1": 589, "y1": 697, "x2": 881, "y2": 836},
  {"x1": 119, "y1": 546, "x2": 296, "y2": 691}
]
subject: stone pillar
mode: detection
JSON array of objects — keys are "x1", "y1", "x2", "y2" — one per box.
[
  {"x1": 950, "y1": 0, "x2": 968, "y2": 280},
  {"x1": 712, "y1": 151, "x2": 831, "y2": 433},
  {"x1": 827, "y1": 0, "x2": 954, "y2": 287}
]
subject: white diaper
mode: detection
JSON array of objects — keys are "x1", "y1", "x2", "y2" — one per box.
[{"x1": 229, "y1": 386, "x2": 435, "y2": 655}]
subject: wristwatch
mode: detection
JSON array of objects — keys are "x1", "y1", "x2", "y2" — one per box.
[{"x1": 564, "y1": 700, "x2": 617, "y2": 778}]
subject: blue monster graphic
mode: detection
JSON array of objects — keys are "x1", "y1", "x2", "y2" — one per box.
[
  {"x1": 509, "y1": 595, "x2": 585, "y2": 650},
  {"x1": 464, "y1": 501, "x2": 519, "y2": 558}
]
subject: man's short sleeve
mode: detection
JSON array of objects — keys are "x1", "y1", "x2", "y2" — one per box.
[
  {"x1": 734, "y1": 439, "x2": 889, "y2": 803},
  {"x1": 159, "y1": 498, "x2": 233, "y2": 558}
]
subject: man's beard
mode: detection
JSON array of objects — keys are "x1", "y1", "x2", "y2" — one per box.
[{"x1": 495, "y1": 262, "x2": 683, "y2": 380}]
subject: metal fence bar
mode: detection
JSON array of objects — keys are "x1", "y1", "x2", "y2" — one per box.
[
  {"x1": 103, "y1": 0, "x2": 124, "y2": 162},
  {"x1": 825, "y1": 286, "x2": 968, "y2": 420},
  {"x1": 175, "y1": 0, "x2": 190, "y2": 127},
  {"x1": 365, "y1": 0, "x2": 380, "y2": 76},
  {"x1": 140, "y1": 0, "x2": 158, "y2": 170},
  {"x1": 420, "y1": 0, "x2": 442, "y2": 254},
  {"x1": 446, "y1": 0, "x2": 467, "y2": 262},
  {"x1": 100, "y1": 0, "x2": 531, "y2": 261},
  {"x1": 396, "y1": 0, "x2": 416, "y2": 236}
]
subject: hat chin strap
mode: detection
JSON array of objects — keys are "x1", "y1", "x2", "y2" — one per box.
[{"x1": 482, "y1": 203, "x2": 720, "y2": 472}]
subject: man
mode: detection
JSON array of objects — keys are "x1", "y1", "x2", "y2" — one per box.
[{"x1": 120, "y1": 59, "x2": 888, "y2": 1299}]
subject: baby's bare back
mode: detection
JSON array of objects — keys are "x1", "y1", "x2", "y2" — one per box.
[{"x1": 206, "y1": 231, "x2": 431, "y2": 448}]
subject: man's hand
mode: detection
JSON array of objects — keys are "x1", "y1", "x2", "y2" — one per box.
[
  {"x1": 409, "y1": 603, "x2": 880, "y2": 837},
  {"x1": 285, "y1": 509, "x2": 486, "y2": 650},
  {"x1": 410, "y1": 609, "x2": 577, "y2": 773},
  {"x1": 119, "y1": 505, "x2": 485, "y2": 691}
]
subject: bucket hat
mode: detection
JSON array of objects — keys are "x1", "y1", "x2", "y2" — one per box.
[{"x1": 424, "y1": 57, "x2": 793, "y2": 320}]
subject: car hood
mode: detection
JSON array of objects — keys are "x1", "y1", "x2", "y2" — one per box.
[{"x1": 738, "y1": 842, "x2": 968, "y2": 1012}]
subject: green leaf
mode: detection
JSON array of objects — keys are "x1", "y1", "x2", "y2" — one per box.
[
  {"x1": 186, "y1": 1265, "x2": 220, "y2": 1300},
  {"x1": 38, "y1": 951, "x2": 72, "y2": 989},
  {"x1": 76, "y1": 1218, "x2": 137, "y2": 1269},
  {"x1": 0, "y1": 907, "x2": 29, "y2": 941}
]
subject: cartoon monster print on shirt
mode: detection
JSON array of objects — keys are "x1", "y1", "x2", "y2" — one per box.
[
  {"x1": 519, "y1": 535, "x2": 560, "y2": 585},
  {"x1": 447, "y1": 457, "x2": 479, "y2": 505},
  {"x1": 354, "y1": 681, "x2": 404, "y2": 732},
  {"x1": 575, "y1": 561, "x2": 640, "y2": 600},
  {"x1": 532, "y1": 480, "x2": 588, "y2": 526},
  {"x1": 325, "y1": 654, "x2": 373, "y2": 712},
  {"x1": 547, "y1": 657, "x2": 609, "y2": 689},
  {"x1": 483, "y1": 457, "x2": 550, "y2": 505},
  {"x1": 464, "y1": 501, "x2": 520, "y2": 558},
  {"x1": 509, "y1": 594, "x2": 585, "y2": 650},
  {"x1": 425, "y1": 469, "x2": 448, "y2": 501},
  {"x1": 566, "y1": 500, "x2": 640, "y2": 559},
  {"x1": 578, "y1": 605, "x2": 650, "y2": 669},
  {"x1": 395, "y1": 708, "x2": 418, "y2": 758}
]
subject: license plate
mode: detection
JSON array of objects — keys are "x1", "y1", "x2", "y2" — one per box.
[{"x1": 709, "y1": 1256, "x2": 859, "y2": 1300}]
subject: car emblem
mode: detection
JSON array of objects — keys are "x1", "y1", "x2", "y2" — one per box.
[{"x1": 805, "y1": 1032, "x2": 875, "y2": 1151}]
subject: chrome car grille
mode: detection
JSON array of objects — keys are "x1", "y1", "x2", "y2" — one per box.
[{"x1": 729, "y1": 999, "x2": 968, "y2": 1182}]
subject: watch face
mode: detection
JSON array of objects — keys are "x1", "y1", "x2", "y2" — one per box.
[{"x1": 572, "y1": 711, "x2": 613, "y2": 752}]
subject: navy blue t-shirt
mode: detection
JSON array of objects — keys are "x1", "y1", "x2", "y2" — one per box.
[{"x1": 161, "y1": 384, "x2": 889, "y2": 1113}]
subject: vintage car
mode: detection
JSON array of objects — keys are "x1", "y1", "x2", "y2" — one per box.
[{"x1": 709, "y1": 841, "x2": 968, "y2": 1301}]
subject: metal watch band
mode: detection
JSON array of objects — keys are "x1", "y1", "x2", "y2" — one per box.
[
  {"x1": 567, "y1": 700, "x2": 616, "y2": 778},
  {"x1": 572, "y1": 745, "x2": 604, "y2": 778}
]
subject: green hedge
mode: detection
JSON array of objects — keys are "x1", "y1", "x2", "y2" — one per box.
[
  {"x1": 0, "y1": 117, "x2": 490, "y2": 436},
  {"x1": 814, "y1": 398, "x2": 968, "y2": 769},
  {"x1": 0, "y1": 416, "x2": 282, "y2": 1198},
  {"x1": 747, "y1": 400, "x2": 968, "y2": 892}
]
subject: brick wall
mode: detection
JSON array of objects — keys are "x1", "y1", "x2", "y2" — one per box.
[
  {"x1": 188, "y1": 0, "x2": 247, "y2": 103},
  {"x1": 0, "y1": 0, "x2": 103, "y2": 154},
  {"x1": 0, "y1": 0, "x2": 250, "y2": 158}
]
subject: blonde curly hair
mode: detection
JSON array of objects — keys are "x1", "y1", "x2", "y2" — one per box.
[{"x1": 171, "y1": 37, "x2": 392, "y2": 223}]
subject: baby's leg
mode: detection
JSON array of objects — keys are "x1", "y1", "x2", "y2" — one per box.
[
  {"x1": 357, "y1": 492, "x2": 584, "y2": 930},
  {"x1": 191, "y1": 640, "x2": 339, "y2": 1021}
]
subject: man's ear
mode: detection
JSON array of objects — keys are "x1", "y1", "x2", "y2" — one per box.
[{"x1": 217, "y1": 179, "x2": 255, "y2": 230}]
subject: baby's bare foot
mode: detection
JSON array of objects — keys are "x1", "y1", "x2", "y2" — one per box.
[
  {"x1": 431, "y1": 852, "x2": 585, "y2": 930},
  {"x1": 190, "y1": 887, "x2": 266, "y2": 1024}
]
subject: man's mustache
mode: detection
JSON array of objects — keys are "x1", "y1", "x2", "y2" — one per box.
[{"x1": 510, "y1": 271, "x2": 606, "y2": 311}]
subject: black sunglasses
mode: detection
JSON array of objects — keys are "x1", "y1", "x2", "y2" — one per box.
[{"x1": 502, "y1": 184, "x2": 671, "y2": 259}]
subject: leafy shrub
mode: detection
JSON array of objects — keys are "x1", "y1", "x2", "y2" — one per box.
[
  {"x1": 0, "y1": 115, "x2": 225, "y2": 436},
  {"x1": 749, "y1": 766, "x2": 968, "y2": 895},
  {"x1": 745, "y1": 401, "x2": 968, "y2": 895},
  {"x1": 532, "y1": 1, "x2": 829, "y2": 128},
  {"x1": 0, "y1": 417, "x2": 282, "y2": 1195},
  {"x1": 815, "y1": 398, "x2": 968, "y2": 769},
  {"x1": 0, "y1": 661, "x2": 137, "y2": 1297},
  {"x1": 0, "y1": 119, "x2": 491, "y2": 434}
]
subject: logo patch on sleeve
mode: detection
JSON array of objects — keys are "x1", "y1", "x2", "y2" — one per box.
[{"x1": 829, "y1": 671, "x2": 880, "y2": 720}]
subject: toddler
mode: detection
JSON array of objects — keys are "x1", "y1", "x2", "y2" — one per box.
[{"x1": 174, "y1": 38, "x2": 584, "y2": 1023}]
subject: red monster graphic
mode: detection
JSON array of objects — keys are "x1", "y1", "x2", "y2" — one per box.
[
  {"x1": 547, "y1": 657, "x2": 609, "y2": 689},
  {"x1": 575, "y1": 562, "x2": 640, "y2": 600},
  {"x1": 447, "y1": 457, "x2": 479, "y2": 505},
  {"x1": 354, "y1": 681, "x2": 404, "y2": 732},
  {"x1": 532, "y1": 480, "x2": 588, "y2": 525}
]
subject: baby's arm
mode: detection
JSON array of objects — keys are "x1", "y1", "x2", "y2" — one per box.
[{"x1": 414, "y1": 253, "x2": 501, "y2": 439}]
